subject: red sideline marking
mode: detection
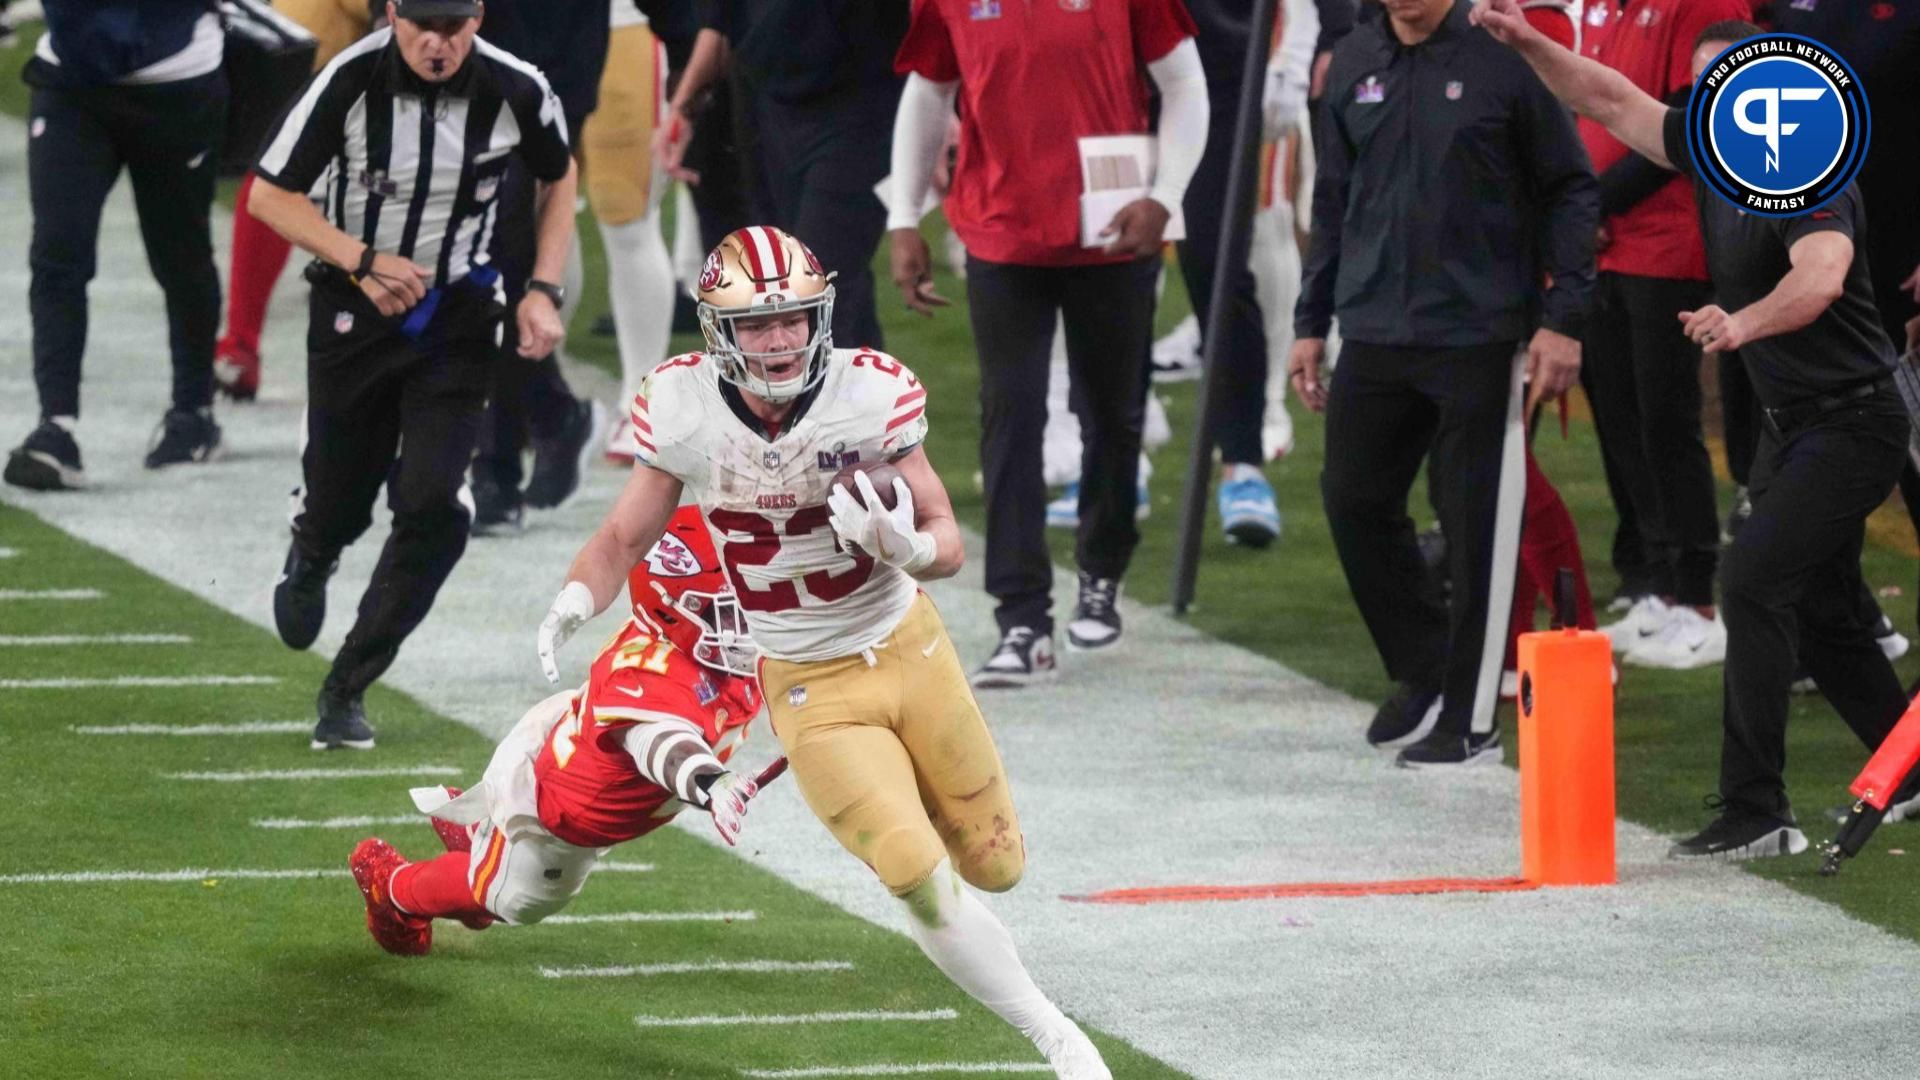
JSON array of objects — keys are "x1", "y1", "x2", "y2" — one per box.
[{"x1": 1062, "y1": 876, "x2": 1539, "y2": 905}]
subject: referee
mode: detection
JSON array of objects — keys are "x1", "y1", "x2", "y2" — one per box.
[
  {"x1": 248, "y1": 0, "x2": 576, "y2": 750},
  {"x1": 1478, "y1": 5, "x2": 1915, "y2": 857}
]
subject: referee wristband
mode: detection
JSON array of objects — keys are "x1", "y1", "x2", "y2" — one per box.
[{"x1": 352, "y1": 244, "x2": 378, "y2": 283}]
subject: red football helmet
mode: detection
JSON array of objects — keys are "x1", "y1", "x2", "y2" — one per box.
[{"x1": 627, "y1": 507, "x2": 757, "y2": 676}]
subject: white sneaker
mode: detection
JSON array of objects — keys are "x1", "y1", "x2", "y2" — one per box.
[
  {"x1": 1601, "y1": 596, "x2": 1669, "y2": 654},
  {"x1": 1150, "y1": 314, "x2": 1202, "y2": 383},
  {"x1": 1041, "y1": 1018, "x2": 1112, "y2": 1080},
  {"x1": 1877, "y1": 616, "x2": 1910, "y2": 661},
  {"x1": 1625, "y1": 606, "x2": 1727, "y2": 669},
  {"x1": 603, "y1": 414, "x2": 638, "y2": 464},
  {"x1": 1499, "y1": 670, "x2": 1519, "y2": 700}
]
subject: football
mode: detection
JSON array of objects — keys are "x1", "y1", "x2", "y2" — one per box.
[{"x1": 832, "y1": 459, "x2": 905, "y2": 511}]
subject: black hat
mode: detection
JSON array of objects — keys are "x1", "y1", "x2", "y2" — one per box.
[{"x1": 393, "y1": 0, "x2": 482, "y2": 19}]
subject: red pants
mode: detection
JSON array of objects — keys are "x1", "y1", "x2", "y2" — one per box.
[
  {"x1": 1508, "y1": 451, "x2": 1596, "y2": 669},
  {"x1": 217, "y1": 172, "x2": 294, "y2": 358}
]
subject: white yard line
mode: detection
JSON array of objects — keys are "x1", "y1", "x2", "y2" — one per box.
[
  {"x1": 166, "y1": 765, "x2": 461, "y2": 782},
  {"x1": 0, "y1": 868, "x2": 351, "y2": 884},
  {"x1": 739, "y1": 1066, "x2": 1052, "y2": 1078},
  {"x1": 0, "y1": 588, "x2": 101, "y2": 600},
  {"x1": 0, "y1": 547, "x2": 18, "y2": 558},
  {"x1": 540, "y1": 959, "x2": 854, "y2": 979},
  {"x1": 592, "y1": 861, "x2": 654, "y2": 873},
  {"x1": 633, "y1": 1009, "x2": 956, "y2": 1030},
  {"x1": 252, "y1": 815, "x2": 424, "y2": 830},
  {"x1": 0, "y1": 633, "x2": 191, "y2": 646},
  {"x1": 541, "y1": 910, "x2": 756, "y2": 926},
  {"x1": 2, "y1": 675, "x2": 276, "y2": 689},
  {"x1": 73, "y1": 721, "x2": 311, "y2": 736}
]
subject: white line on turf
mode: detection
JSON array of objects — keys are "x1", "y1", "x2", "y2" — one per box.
[
  {"x1": 0, "y1": 868, "x2": 353, "y2": 884},
  {"x1": 634, "y1": 1009, "x2": 956, "y2": 1029},
  {"x1": 1, "y1": 675, "x2": 278, "y2": 689},
  {"x1": 0, "y1": 547, "x2": 18, "y2": 558},
  {"x1": 73, "y1": 721, "x2": 311, "y2": 736},
  {"x1": 593, "y1": 862, "x2": 654, "y2": 873},
  {"x1": 542, "y1": 910, "x2": 757, "y2": 925},
  {"x1": 166, "y1": 765, "x2": 461, "y2": 782},
  {"x1": 739, "y1": 1066, "x2": 1053, "y2": 1078},
  {"x1": 0, "y1": 633, "x2": 192, "y2": 646},
  {"x1": 0, "y1": 588, "x2": 102, "y2": 600},
  {"x1": 541, "y1": 959, "x2": 855, "y2": 979},
  {"x1": 252, "y1": 815, "x2": 423, "y2": 830}
]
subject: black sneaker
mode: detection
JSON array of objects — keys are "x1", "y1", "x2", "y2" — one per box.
[
  {"x1": 470, "y1": 474, "x2": 524, "y2": 536},
  {"x1": 525, "y1": 399, "x2": 607, "y2": 510},
  {"x1": 971, "y1": 626, "x2": 1057, "y2": 689},
  {"x1": 4, "y1": 420, "x2": 87, "y2": 491},
  {"x1": 1668, "y1": 798, "x2": 1806, "y2": 860},
  {"x1": 143, "y1": 407, "x2": 221, "y2": 469},
  {"x1": 1366, "y1": 683, "x2": 1443, "y2": 748},
  {"x1": 1722, "y1": 485, "x2": 1752, "y2": 544},
  {"x1": 312, "y1": 685, "x2": 376, "y2": 750},
  {"x1": 1396, "y1": 727, "x2": 1502, "y2": 769},
  {"x1": 1065, "y1": 573, "x2": 1122, "y2": 650},
  {"x1": 273, "y1": 542, "x2": 337, "y2": 651}
]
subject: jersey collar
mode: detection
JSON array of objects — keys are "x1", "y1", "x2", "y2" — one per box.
[{"x1": 719, "y1": 376, "x2": 823, "y2": 443}]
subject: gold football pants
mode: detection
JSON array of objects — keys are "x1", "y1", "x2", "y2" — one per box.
[{"x1": 580, "y1": 23, "x2": 664, "y2": 226}]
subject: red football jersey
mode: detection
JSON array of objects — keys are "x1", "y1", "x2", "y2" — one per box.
[{"x1": 534, "y1": 619, "x2": 761, "y2": 848}]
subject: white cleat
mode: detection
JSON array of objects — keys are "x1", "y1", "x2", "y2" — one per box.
[
  {"x1": 1601, "y1": 595, "x2": 1668, "y2": 653},
  {"x1": 1624, "y1": 606, "x2": 1727, "y2": 670},
  {"x1": 1042, "y1": 1019, "x2": 1112, "y2": 1080}
]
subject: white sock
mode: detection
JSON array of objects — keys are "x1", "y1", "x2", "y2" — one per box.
[
  {"x1": 598, "y1": 214, "x2": 676, "y2": 404},
  {"x1": 670, "y1": 184, "x2": 703, "y2": 285},
  {"x1": 49, "y1": 415, "x2": 76, "y2": 433},
  {"x1": 560, "y1": 221, "x2": 585, "y2": 332}
]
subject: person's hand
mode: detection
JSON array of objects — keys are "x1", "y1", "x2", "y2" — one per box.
[
  {"x1": 1288, "y1": 337, "x2": 1329, "y2": 413},
  {"x1": 1901, "y1": 262, "x2": 1920, "y2": 305},
  {"x1": 1524, "y1": 326, "x2": 1582, "y2": 414},
  {"x1": 1309, "y1": 50, "x2": 1333, "y2": 100},
  {"x1": 1678, "y1": 304, "x2": 1748, "y2": 355},
  {"x1": 537, "y1": 581, "x2": 594, "y2": 683},
  {"x1": 1594, "y1": 224, "x2": 1611, "y2": 253},
  {"x1": 652, "y1": 105, "x2": 700, "y2": 184},
  {"x1": 358, "y1": 251, "x2": 431, "y2": 316},
  {"x1": 931, "y1": 115, "x2": 962, "y2": 195},
  {"x1": 1100, "y1": 197, "x2": 1172, "y2": 257},
  {"x1": 888, "y1": 228, "x2": 949, "y2": 316},
  {"x1": 1905, "y1": 313, "x2": 1919, "y2": 354},
  {"x1": 700, "y1": 770, "x2": 759, "y2": 847},
  {"x1": 827, "y1": 471, "x2": 936, "y2": 574},
  {"x1": 516, "y1": 291, "x2": 566, "y2": 359},
  {"x1": 1469, "y1": 0, "x2": 1539, "y2": 45}
]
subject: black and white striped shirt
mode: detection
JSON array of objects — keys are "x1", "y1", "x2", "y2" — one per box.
[{"x1": 255, "y1": 28, "x2": 571, "y2": 287}]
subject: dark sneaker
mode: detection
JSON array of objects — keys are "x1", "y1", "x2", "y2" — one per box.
[
  {"x1": 1396, "y1": 727, "x2": 1502, "y2": 769},
  {"x1": 469, "y1": 474, "x2": 524, "y2": 536},
  {"x1": 143, "y1": 407, "x2": 221, "y2": 469},
  {"x1": 525, "y1": 398, "x2": 607, "y2": 510},
  {"x1": 1366, "y1": 683, "x2": 1443, "y2": 748},
  {"x1": 1668, "y1": 799, "x2": 1806, "y2": 860},
  {"x1": 971, "y1": 626, "x2": 1057, "y2": 689},
  {"x1": 1065, "y1": 573, "x2": 1122, "y2": 650},
  {"x1": 273, "y1": 542, "x2": 337, "y2": 650},
  {"x1": 4, "y1": 420, "x2": 87, "y2": 491},
  {"x1": 313, "y1": 685, "x2": 376, "y2": 750}
]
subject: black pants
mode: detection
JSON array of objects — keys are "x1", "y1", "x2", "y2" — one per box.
[
  {"x1": 1323, "y1": 341, "x2": 1525, "y2": 738},
  {"x1": 1719, "y1": 351, "x2": 1760, "y2": 487},
  {"x1": 475, "y1": 158, "x2": 577, "y2": 494},
  {"x1": 27, "y1": 71, "x2": 227, "y2": 421},
  {"x1": 753, "y1": 87, "x2": 897, "y2": 353},
  {"x1": 1581, "y1": 272, "x2": 1720, "y2": 605},
  {"x1": 1176, "y1": 94, "x2": 1269, "y2": 466},
  {"x1": 295, "y1": 275, "x2": 498, "y2": 696},
  {"x1": 1719, "y1": 393, "x2": 1909, "y2": 816},
  {"x1": 967, "y1": 254, "x2": 1158, "y2": 634},
  {"x1": 681, "y1": 74, "x2": 751, "y2": 251}
]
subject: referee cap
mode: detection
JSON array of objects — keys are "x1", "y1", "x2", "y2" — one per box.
[{"x1": 393, "y1": 0, "x2": 482, "y2": 19}]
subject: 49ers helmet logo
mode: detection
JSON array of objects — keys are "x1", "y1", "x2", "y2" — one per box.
[
  {"x1": 645, "y1": 532, "x2": 702, "y2": 578},
  {"x1": 697, "y1": 250, "x2": 726, "y2": 293}
]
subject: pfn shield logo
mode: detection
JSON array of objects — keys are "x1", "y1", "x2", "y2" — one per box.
[
  {"x1": 1686, "y1": 34, "x2": 1868, "y2": 217},
  {"x1": 644, "y1": 532, "x2": 701, "y2": 578}
]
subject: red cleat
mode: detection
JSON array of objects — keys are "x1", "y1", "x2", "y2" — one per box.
[
  {"x1": 213, "y1": 338, "x2": 260, "y2": 402},
  {"x1": 429, "y1": 787, "x2": 472, "y2": 854},
  {"x1": 349, "y1": 838, "x2": 432, "y2": 956}
]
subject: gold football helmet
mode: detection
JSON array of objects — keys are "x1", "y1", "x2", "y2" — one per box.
[{"x1": 695, "y1": 226, "x2": 836, "y2": 401}]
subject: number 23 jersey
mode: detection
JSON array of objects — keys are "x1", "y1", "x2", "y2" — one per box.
[{"x1": 632, "y1": 347, "x2": 930, "y2": 662}]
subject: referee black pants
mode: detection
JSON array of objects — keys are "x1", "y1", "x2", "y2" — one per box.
[
  {"x1": 967, "y1": 254, "x2": 1158, "y2": 635},
  {"x1": 1718, "y1": 393, "x2": 1909, "y2": 818},
  {"x1": 1323, "y1": 341, "x2": 1526, "y2": 739},
  {"x1": 294, "y1": 276, "x2": 498, "y2": 697},
  {"x1": 26, "y1": 71, "x2": 226, "y2": 421}
]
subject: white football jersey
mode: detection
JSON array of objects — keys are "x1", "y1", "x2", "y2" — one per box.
[{"x1": 631, "y1": 347, "x2": 931, "y2": 662}]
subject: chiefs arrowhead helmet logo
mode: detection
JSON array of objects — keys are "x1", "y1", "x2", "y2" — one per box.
[{"x1": 644, "y1": 532, "x2": 702, "y2": 577}]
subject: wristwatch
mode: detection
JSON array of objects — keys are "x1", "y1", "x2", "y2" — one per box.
[{"x1": 528, "y1": 279, "x2": 567, "y2": 308}]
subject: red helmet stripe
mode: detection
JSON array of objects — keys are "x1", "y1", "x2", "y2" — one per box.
[{"x1": 732, "y1": 228, "x2": 767, "y2": 282}]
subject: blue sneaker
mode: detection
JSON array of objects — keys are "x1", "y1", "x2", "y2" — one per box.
[
  {"x1": 1046, "y1": 483, "x2": 1081, "y2": 529},
  {"x1": 1219, "y1": 472, "x2": 1280, "y2": 547}
]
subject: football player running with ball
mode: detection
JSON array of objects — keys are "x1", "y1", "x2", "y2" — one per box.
[
  {"x1": 538, "y1": 226, "x2": 1110, "y2": 1078},
  {"x1": 348, "y1": 508, "x2": 764, "y2": 954}
]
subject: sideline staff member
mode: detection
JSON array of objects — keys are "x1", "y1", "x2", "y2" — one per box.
[
  {"x1": 1476, "y1": 4, "x2": 1913, "y2": 858},
  {"x1": 249, "y1": 0, "x2": 576, "y2": 750}
]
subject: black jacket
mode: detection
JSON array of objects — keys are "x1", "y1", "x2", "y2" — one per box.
[
  {"x1": 1295, "y1": 0, "x2": 1596, "y2": 347},
  {"x1": 33, "y1": 0, "x2": 213, "y2": 87}
]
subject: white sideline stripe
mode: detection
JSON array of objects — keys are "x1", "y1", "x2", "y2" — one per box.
[
  {"x1": 167, "y1": 765, "x2": 461, "y2": 782},
  {"x1": 0, "y1": 588, "x2": 102, "y2": 600},
  {"x1": 739, "y1": 1065, "x2": 1053, "y2": 1078},
  {"x1": 253, "y1": 815, "x2": 422, "y2": 830},
  {"x1": 543, "y1": 910, "x2": 756, "y2": 925},
  {"x1": 0, "y1": 634, "x2": 192, "y2": 646},
  {"x1": 540, "y1": 959, "x2": 854, "y2": 979},
  {"x1": 1, "y1": 675, "x2": 278, "y2": 689},
  {"x1": 0, "y1": 868, "x2": 351, "y2": 884},
  {"x1": 73, "y1": 721, "x2": 311, "y2": 736},
  {"x1": 594, "y1": 862, "x2": 654, "y2": 873},
  {"x1": 634, "y1": 1009, "x2": 956, "y2": 1030}
]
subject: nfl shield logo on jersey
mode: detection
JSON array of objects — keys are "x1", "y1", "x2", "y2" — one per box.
[
  {"x1": 968, "y1": 0, "x2": 1001, "y2": 18},
  {"x1": 334, "y1": 311, "x2": 354, "y2": 334},
  {"x1": 763, "y1": 448, "x2": 782, "y2": 470},
  {"x1": 788, "y1": 686, "x2": 807, "y2": 707},
  {"x1": 1445, "y1": 81, "x2": 1463, "y2": 101}
]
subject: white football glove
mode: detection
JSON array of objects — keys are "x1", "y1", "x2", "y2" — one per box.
[
  {"x1": 700, "y1": 770, "x2": 759, "y2": 847},
  {"x1": 1262, "y1": 62, "x2": 1308, "y2": 142},
  {"x1": 826, "y1": 470, "x2": 936, "y2": 575},
  {"x1": 536, "y1": 581, "x2": 595, "y2": 684}
]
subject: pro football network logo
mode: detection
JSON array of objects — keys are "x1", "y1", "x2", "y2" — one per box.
[{"x1": 1685, "y1": 34, "x2": 1868, "y2": 217}]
